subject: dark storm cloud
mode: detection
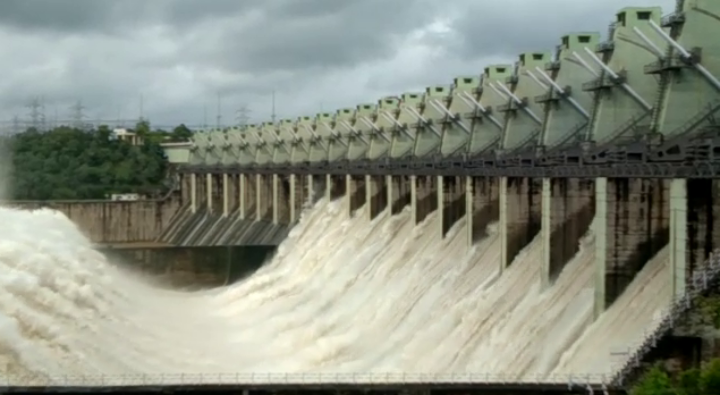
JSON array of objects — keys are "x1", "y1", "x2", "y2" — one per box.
[
  {"x1": 449, "y1": 0, "x2": 677, "y2": 61},
  {"x1": 182, "y1": 0, "x2": 443, "y2": 74},
  {"x1": 0, "y1": 0, "x2": 122, "y2": 34},
  {"x1": 0, "y1": 0, "x2": 440, "y2": 74}
]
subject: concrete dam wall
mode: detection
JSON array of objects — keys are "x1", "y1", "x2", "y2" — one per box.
[
  {"x1": 6, "y1": 198, "x2": 181, "y2": 246},
  {"x1": 3, "y1": 1, "x2": 720, "y2": 390}
]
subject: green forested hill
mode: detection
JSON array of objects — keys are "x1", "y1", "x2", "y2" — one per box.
[{"x1": 3, "y1": 122, "x2": 190, "y2": 200}]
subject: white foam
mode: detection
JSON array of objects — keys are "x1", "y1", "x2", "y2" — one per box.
[{"x1": 0, "y1": 196, "x2": 673, "y2": 383}]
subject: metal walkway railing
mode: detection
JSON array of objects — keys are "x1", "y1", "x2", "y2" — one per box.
[{"x1": 612, "y1": 249, "x2": 720, "y2": 386}]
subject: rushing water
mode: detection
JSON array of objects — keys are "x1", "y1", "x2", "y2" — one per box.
[{"x1": 0, "y1": 197, "x2": 672, "y2": 384}]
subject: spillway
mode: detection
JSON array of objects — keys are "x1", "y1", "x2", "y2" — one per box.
[{"x1": 0, "y1": 195, "x2": 672, "y2": 385}]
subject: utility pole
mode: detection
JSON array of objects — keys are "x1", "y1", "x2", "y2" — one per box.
[{"x1": 235, "y1": 105, "x2": 250, "y2": 127}]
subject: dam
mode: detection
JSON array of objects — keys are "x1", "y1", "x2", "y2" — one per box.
[{"x1": 3, "y1": 1, "x2": 720, "y2": 394}]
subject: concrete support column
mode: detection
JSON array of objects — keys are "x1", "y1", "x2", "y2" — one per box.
[
  {"x1": 499, "y1": 177, "x2": 509, "y2": 273},
  {"x1": 307, "y1": 174, "x2": 314, "y2": 203},
  {"x1": 366, "y1": 175, "x2": 386, "y2": 220},
  {"x1": 437, "y1": 176, "x2": 445, "y2": 237},
  {"x1": 470, "y1": 177, "x2": 500, "y2": 243},
  {"x1": 239, "y1": 174, "x2": 246, "y2": 220},
  {"x1": 670, "y1": 178, "x2": 687, "y2": 299},
  {"x1": 541, "y1": 178, "x2": 595, "y2": 289},
  {"x1": 190, "y1": 173, "x2": 197, "y2": 213},
  {"x1": 272, "y1": 174, "x2": 280, "y2": 224},
  {"x1": 326, "y1": 174, "x2": 332, "y2": 202},
  {"x1": 441, "y1": 176, "x2": 466, "y2": 238},
  {"x1": 465, "y1": 176, "x2": 473, "y2": 249},
  {"x1": 386, "y1": 175, "x2": 393, "y2": 215},
  {"x1": 594, "y1": 177, "x2": 608, "y2": 320},
  {"x1": 415, "y1": 176, "x2": 438, "y2": 225},
  {"x1": 346, "y1": 174, "x2": 353, "y2": 217},
  {"x1": 410, "y1": 175, "x2": 418, "y2": 225},
  {"x1": 290, "y1": 174, "x2": 297, "y2": 223},
  {"x1": 499, "y1": 177, "x2": 541, "y2": 271},
  {"x1": 206, "y1": 174, "x2": 213, "y2": 212},
  {"x1": 222, "y1": 174, "x2": 229, "y2": 216},
  {"x1": 541, "y1": 178, "x2": 552, "y2": 290},
  {"x1": 366, "y1": 175, "x2": 374, "y2": 220},
  {"x1": 181, "y1": 173, "x2": 192, "y2": 206},
  {"x1": 595, "y1": 178, "x2": 669, "y2": 318},
  {"x1": 255, "y1": 174, "x2": 262, "y2": 221}
]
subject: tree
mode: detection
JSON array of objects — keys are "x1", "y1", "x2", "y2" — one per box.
[
  {"x1": 7, "y1": 124, "x2": 169, "y2": 200},
  {"x1": 631, "y1": 365, "x2": 674, "y2": 395},
  {"x1": 171, "y1": 123, "x2": 193, "y2": 142}
]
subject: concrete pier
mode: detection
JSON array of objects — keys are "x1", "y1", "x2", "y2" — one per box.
[
  {"x1": 441, "y1": 176, "x2": 466, "y2": 237},
  {"x1": 347, "y1": 174, "x2": 366, "y2": 216},
  {"x1": 414, "y1": 175, "x2": 438, "y2": 225},
  {"x1": 540, "y1": 178, "x2": 595, "y2": 289},
  {"x1": 256, "y1": 174, "x2": 272, "y2": 221},
  {"x1": 389, "y1": 175, "x2": 412, "y2": 215},
  {"x1": 273, "y1": 174, "x2": 291, "y2": 225},
  {"x1": 499, "y1": 177, "x2": 541, "y2": 270},
  {"x1": 366, "y1": 175, "x2": 388, "y2": 220},
  {"x1": 467, "y1": 176, "x2": 500, "y2": 246},
  {"x1": 327, "y1": 175, "x2": 346, "y2": 201},
  {"x1": 594, "y1": 178, "x2": 669, "y2": 317}
]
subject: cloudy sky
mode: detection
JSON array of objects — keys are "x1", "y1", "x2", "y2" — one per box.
[{"x1": 0, "y1": 0, "x2": 675, "y2": 130}]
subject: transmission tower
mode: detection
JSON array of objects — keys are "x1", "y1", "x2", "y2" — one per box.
[
  {"x1": 26, "y1": 97, "x2": 45, "y2": 131},
  {"x1": 216, "y1": 93, "x2": 222, "y2": 129},
  {"x1": 235, "y1": 105, "x2": 251, "y2": 127},
  {"x1": 271, "y1": 90, "x2": 276, "y2": 123},
  {"x1": 11, "y1": 115, "x2": 20, "y2": 135},
  {"x1": 70, "y1": 100, "x2": 86, "y2": 129}
]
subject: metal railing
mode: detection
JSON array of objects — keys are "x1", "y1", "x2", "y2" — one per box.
[
  {"x1": 0, "y1": 372, "x2": 615, "y2": 387},
  {"x1": 612, "y1": 249, "x2": 720, "y2": 386}
]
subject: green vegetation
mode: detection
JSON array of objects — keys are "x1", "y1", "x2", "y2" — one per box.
[
  {"x1": 4, "y1": 121, "x2": 191, "y2": 200},
  {"x1": 632, "y1": 359, "x2": 720, "y2": 395},
  {"x1": 696, "y1": 296, "x2": 720, "y2": 329}
]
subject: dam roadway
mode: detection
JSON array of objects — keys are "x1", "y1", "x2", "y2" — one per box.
[{"x1": 6, "y1": 1, "x2": 720, "y2": 394}]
